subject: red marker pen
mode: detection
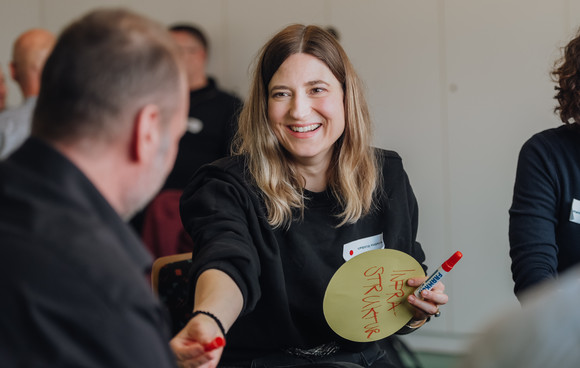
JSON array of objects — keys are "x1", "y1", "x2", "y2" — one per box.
[
  {"x1": 414, "y1": 251, "x2": 463, "y2": 298},
  {"x1": 204, "y1": 336, "x2": 226, "y2": 352}
]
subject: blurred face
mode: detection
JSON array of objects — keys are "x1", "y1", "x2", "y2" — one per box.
[
  {"x1": 170, "y1": 31, "x2": 206, "y2": 88},
  {"x1": 268, "y1": 53, "x2": 345, "y2": 168}
]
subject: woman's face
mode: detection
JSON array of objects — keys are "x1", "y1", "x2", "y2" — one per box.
[{"x1": 267, "y1": 53, "x2": 345, "y2": 167}]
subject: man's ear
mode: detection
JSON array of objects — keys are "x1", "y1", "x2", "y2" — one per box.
[{"x1": 130, "y1": 104, "x2": 161, "y2": 163}]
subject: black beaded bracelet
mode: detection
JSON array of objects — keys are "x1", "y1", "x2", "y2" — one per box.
[{"x1": 192, "y1": 310, "x2": 226, "y2": 337}]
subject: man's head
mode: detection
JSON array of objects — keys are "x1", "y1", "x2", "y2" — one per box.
[
  {"x1": 169, "y1": 24, "x2": 208, "y2": 90},
  {"x1": 32, "y1": 8, "x2": 188, "y2": 219},
  {"x1": 10, "y1": 28, "x2": 55, "y2": 98}
]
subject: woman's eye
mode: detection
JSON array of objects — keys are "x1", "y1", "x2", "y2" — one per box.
[
  {"x1": 272, "y1": 91, "x2": 289, "y2": 98},
  {"x1": 311, "y1": 87, "x2": 325, "y2": 94}
]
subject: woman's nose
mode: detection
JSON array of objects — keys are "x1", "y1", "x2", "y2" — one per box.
[{"x1": 289, "y1": 94, "x2": 310, "y2": 120}]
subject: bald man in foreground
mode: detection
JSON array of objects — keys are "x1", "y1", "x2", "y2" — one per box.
[
  {"x1": 0, "y1": 8, "x2": 187, "y2": 367},
  {"x1": 0, "y1": 28, "x2": 54, "y2": 159}
]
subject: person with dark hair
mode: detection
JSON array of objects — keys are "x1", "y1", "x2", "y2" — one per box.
[
  {"x1": 509, "y1": 28, "x2": 580, "y2": 300},
  {"x1": 170, "y1": 24, "x2": 448, "y2": 368},
  {"x1": 0, "y1": 28, "x2": 54, "y2": 159},
  {"x1": 0, "y1": 8, "x2": 188, "y2": 367},
  {"x1": 165, "y1": 23, "x2": 242, "y2": 190},
  {"x1": 132, "y1": 23, "x2": 242, "y2": 258}
]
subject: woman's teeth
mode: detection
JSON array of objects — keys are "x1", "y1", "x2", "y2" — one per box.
[{"x1": 290, "y1": 124, "x2": 321, "y2": 133}]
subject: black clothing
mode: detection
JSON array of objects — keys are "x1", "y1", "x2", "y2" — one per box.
[
  {"x1": 0, "y1": 139, "x2": 176, "y2": 367},
  {"x1": 246, "y1": 342, "x2": 395, "y2": 368},
  {"x1": 180, "y1": 149, "x2": 426, "y2": 365},
  {"x1": 509, "y1": 124, "x2": 580, "y2": 297},
  {"x1": 164, "y1": 77, "x2": 242, "y2": 190}
]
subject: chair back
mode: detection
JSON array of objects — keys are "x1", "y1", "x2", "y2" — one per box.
[
  {"x1": 142, "y1": 190, "x2": 194, "y2": 258},
  {"x1": 151, "y1": 252, "x2": 194, "y2": 335}
]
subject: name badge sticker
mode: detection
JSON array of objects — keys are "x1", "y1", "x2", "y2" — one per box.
[
  {"x1": 570, "y1": 198, "x2": 580, "y2": 224},
  {"x1": 343, "y1": 233, "x2": 385, "y2": 261}
]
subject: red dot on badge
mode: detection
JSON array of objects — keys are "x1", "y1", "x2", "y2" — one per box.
[{"x1": 349, "y1": 250, "x2": 354, "y2": 256}]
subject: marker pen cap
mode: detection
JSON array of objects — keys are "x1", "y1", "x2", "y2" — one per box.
[
  {"x1": 442, "y1": 251, "x2": 463, "y2": 272},
  {"x1": 204, "y1": 336, "x2": 226, "y2": 351}
]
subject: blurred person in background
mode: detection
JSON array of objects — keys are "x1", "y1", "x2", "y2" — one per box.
[
  {"x1": 509, "y1": 27, "x2": 580, "y2": 300},
  {"x1": 0, "y1": 28, "x2": 54, "y2": 159},
  {"x1": 459, "y1": 265, "x2": 580, "y2": 368},
  {"x1": 164, "y1": 23, "x2": 242, "y2": 190},
  {"x1": 132, "y1": 23, "x2": 243, "y2": 258}
]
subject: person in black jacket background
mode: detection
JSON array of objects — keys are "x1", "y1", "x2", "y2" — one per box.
[
  {"x1": 164, "y1": 23, "x2": 242, "y2": 190},
  {"x1": 129, "y1": 24, "x2": 242, "y2": 253},
  {"x1": 509, "y1": 28, "x2": 580, "y2": 300}
]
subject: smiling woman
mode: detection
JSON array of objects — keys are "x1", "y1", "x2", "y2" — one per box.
[{"x1": 171, "y1": 24, "x2": 448, "y2": 368}]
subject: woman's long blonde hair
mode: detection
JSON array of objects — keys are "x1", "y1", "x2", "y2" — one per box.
[{"x1": 233, "y1": 24, "x2": 381, "y2": 229}]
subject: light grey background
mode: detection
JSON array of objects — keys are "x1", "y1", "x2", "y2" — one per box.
[{"x1": 1, "y1": 0, "x2": 575, "y2": 354}]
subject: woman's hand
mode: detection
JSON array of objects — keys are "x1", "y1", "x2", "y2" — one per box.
[
  {"x1": 170, "y1": 313, "x2": 224, "y2": 368},
  {"x1": 406, "y1": 277, "x2": 448, "y2": 322},
  {"x1": 170, "y1": 269, "x2": 243, "y2": 368}
]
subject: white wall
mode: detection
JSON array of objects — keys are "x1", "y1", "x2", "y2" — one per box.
[{"x1": 1, "y1": 0, "x2": 576, "y2": 354}]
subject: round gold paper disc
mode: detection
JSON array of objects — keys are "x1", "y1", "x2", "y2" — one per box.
[{"x1": 323, "y1": 249, "x2": 425, "y2": 342}]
